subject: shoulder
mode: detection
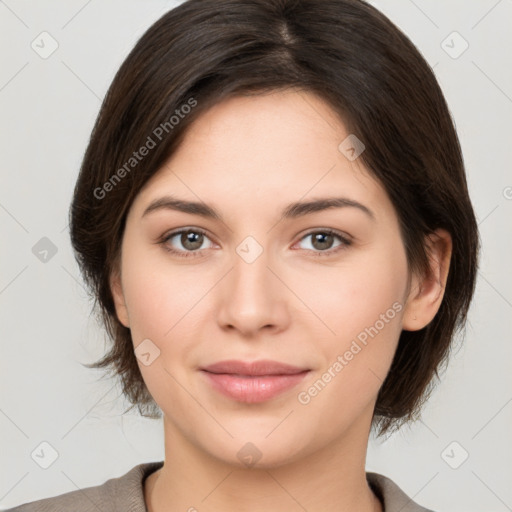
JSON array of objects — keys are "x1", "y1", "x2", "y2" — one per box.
[
  {"x1": 5, "y1": 461, "x2": 164, "y2": 512},
  {"x1": 366, "y1": 472, "x2": 437, "y2": 512}
]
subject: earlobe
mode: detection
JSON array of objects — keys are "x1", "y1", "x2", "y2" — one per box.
[
  {"x1": 109, "y1": 267, "x2": 130, "y2": 328},
  {"x1": 402, "y1": 229, "x2": 452, "y2": 331}
]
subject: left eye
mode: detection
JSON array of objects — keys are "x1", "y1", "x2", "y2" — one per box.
[{"x1": 294, "y1": 230, "x2": 351, "y2": 255}]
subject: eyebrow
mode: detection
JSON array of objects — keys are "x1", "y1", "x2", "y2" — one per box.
[{"x1": 141, "y1": 195, "x2": 375, "y2": 221}]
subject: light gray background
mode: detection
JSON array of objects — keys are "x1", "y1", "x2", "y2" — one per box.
[{"x1": 1, "y1": 1, "x2": 511, "y2": 510}]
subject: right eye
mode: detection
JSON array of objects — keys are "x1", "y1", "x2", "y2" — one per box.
[{"x1": 159, "y1": 228, "x2": 215, "y2": 258}]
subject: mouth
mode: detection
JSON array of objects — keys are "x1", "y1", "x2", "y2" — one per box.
[{"x1": 200, "y1": 359, "x2": 310, "y2": 403}]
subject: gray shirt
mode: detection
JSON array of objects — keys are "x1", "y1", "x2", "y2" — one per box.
[{"x1": 5, "y1": 461, "x2": 435, "y2": 511}]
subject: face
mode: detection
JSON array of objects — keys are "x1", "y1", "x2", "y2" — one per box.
[{"x1": 110, "y1": 89, "x2": 424, "y2": 469}]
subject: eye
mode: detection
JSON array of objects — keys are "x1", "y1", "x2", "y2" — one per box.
[
  {"x1": 159, "y1": 228, "x2": 215, "y2": 258},
  {"x1": 294, "y1": 229, "x2": 352, "y2": 256}
]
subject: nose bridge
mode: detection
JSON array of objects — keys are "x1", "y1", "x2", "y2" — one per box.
[
  {"x1": 217, "y1": 234, "x2": 286, "y2": 333},
  {"x1": 232, "y1": 235, "x2": 275, "y2": 304}
]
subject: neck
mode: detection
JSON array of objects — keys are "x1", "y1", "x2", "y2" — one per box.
[{"x1": 145, "y1": 413, "x2": 381, "y2": 512}]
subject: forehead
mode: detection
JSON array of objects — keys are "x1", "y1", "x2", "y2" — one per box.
[{"x1": 131, "y1": 90, "x2": 394, "y2": 223}]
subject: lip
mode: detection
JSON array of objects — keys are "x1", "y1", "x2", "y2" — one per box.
[
  {"x1": 201, "y1": 359, "x2": 308, "y2": 376},
  {"x1": 200, "y1": 359, "x2": 310, "y2": 403}
]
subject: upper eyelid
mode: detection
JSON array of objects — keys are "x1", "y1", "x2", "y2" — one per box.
[{"x1": 162, "y1": 227, "x2": 214, "y2": 243}]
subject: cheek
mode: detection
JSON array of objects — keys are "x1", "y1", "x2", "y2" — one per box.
[
  {"x1": 294, "y1": 240, "x2": 408, "y2": 404},
  {"x1": 292, "y1": 283, "x2": 405, "y2": 450},
  {"x1": 296, "y1": 242, "x2": 407, "y2": 344},
  {"x1": 119, "y1": 251, "x2": 208, "y2": 404},
  {"x1": 120, "y1": 237, "x2": 207, "y2": 340}
]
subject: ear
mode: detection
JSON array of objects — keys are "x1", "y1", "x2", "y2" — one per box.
[
  {"x1": 402, "y1": 229, "x2": 452, "y2": 331},
  {"x1": 109, "y1": 265, "x2": 130, "y2": 328}
]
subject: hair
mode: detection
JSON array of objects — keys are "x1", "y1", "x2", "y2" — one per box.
[{"x1": 69, "y1": 0, "x2": 479, "y2": 435}]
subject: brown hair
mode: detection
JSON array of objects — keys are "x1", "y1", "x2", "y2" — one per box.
[{"x1": 69, "y1": 0, "x2": 479, "y2": 434}]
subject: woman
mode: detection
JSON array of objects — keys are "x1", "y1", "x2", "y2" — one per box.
[{"x1": 8, "y1": 0, "x2": 479, "y2": 510}]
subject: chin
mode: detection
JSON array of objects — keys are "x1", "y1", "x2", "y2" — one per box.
[{"x1": 197, "y1": 432, "x2": 310, "y2": 471}]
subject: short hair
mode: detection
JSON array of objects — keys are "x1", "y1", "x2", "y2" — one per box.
[{"x1": 69, "y1": 0, "x2": 479, "y2": 435}]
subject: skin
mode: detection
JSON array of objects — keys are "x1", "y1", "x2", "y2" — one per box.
[{"x1": 110, "y1": 89, "x2": 452, "y2": 512}]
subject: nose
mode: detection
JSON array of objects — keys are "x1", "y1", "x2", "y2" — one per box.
[{"x1": 216, "y1": 243, "x2": 290, "y2": 337}]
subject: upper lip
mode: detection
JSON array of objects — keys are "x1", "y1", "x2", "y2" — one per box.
[{"x1": 201, "y1": 359, "x2": 309, "y2": 376}]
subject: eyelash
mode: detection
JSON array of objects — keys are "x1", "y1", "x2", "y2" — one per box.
[{"x1": 157, "y1": 227, "x2": 352, "y2": 259}]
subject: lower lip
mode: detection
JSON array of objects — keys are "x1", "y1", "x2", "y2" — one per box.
[{"x1": 201, "y1": 370, "x2": 309, "y2": 403}]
